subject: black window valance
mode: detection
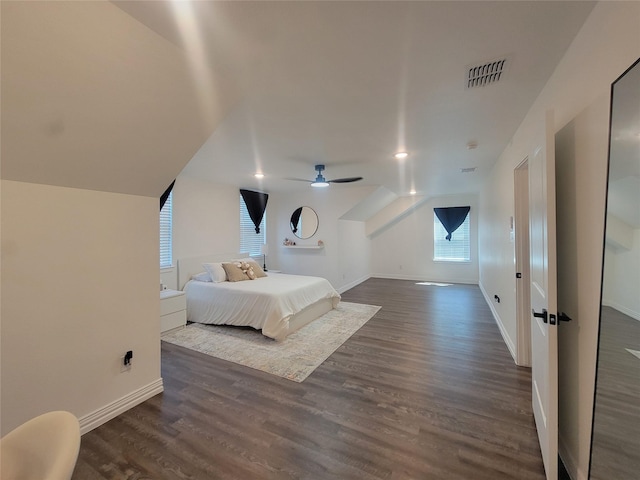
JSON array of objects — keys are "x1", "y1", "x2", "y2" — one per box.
[
  {"x1": 434, "y1": 206, "x2": 470, "y2": 241},
  {"x1": 160, "y1": 180, "x2": 175, "y2": 211},
  {"x1": 240, "y1": 189, "x2": 269, "y2": 234}
]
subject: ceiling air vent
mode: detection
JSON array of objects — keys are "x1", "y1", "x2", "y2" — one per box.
[
  {"x1": 460, "y1": 167, "x2": 477, "y2": 174},
  {"x1": 466, "y1": 57, "x2": 508, "y2": 89}
]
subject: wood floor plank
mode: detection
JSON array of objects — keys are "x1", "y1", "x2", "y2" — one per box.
[
  {"x1": 589, "y1": 306, "x2": 640, "y2": 480},
  {"x1": 74, "y1": 279, "x2": 545, "y2": 479}
]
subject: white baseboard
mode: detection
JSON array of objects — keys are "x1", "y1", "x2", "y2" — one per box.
[
  {"x1": 601, "y1": 300, "x2": 640, "y2": 322},
  {"x1": 478, "y1": 281, "x2": 517, "y2": 364},
  {"x1": 338, "y1": 275, "x2": 371, "y2": 294},
  {"x1": 559, "y1": 433, "x2": 588, "y2": 480},
  {"x1": 371, "y1": 273, "x2": 478, "y2": 285},
  {"x1": 79, "y1": 378, "x2": 164, "y2": 435}
]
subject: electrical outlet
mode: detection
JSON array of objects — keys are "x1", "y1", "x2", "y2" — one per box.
[
  {"x1": 120, "y1": 357, "x2": 131, "y2": 373},
  {"x1": 121, "y1": 350, "x2": 133, "y2": 373}
]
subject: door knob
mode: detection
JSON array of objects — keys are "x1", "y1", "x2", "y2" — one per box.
[{"x1": 532, "y1": 308, "x2": 548, "y2": 323}]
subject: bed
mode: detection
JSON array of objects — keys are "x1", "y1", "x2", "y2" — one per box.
[{"x1": 177, "y1": 253, "x2": 341, "y2": 341}]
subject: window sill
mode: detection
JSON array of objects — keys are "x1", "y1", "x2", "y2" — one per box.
[{"x1": 432, "y1": 259, "x2": 472, "y2": 264}]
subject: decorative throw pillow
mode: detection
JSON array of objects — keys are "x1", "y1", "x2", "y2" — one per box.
[
  {"x1": 243, "y1": 260, "x2": 267, "y2": 278},
  {"x1": 221, "y1": 262, "x2": 251, "y2": 282},
  {"x1": 202, "y1": 262, "x2": 227, "y2": 283}
]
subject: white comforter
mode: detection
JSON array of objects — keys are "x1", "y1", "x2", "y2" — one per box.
[{"x1": 183, "y1": 273, "x2": 341, "y2": 340}]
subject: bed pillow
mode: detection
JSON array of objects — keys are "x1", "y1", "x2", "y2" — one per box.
[
  {"x1": 202, "y1": 262, "x2": 227, "y2": 283},
  {"x1": 221, "y1": 262, "x2": 251, "y2": 282},
  {"x1": 192, "y1": 271, "x2": 212, "y2": 282},
  {"x1": 238, "y1": 259, "x2": 267, "y2": 278}
]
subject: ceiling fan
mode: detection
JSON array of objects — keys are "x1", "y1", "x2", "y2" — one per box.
[{"x1": 288, "y1": 164, "x2": 363, "y2": 188}]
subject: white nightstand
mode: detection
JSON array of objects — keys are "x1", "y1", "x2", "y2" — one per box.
[{"x1": 160, "y1": 289, "x2": 186, "y2": 333}]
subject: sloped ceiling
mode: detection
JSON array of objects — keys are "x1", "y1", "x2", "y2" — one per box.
[
  {"x1": 1, "y1": 0, "x2": 239, "y2": 197},
  {"x1": 114, "y1": 0, "x2": 595, "y2": 197},
  {"x1": 2, "y1": 1, "x2": 596, "y2": 200}
]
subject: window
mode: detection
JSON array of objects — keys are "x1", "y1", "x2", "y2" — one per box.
[
  {"x1": 240, "y1": 194, "x2": 266, "y2": 256},
  {"x1": 160, "y1": 192, "x2": 173, "y2": 268},
  {"x1": 433, "y1": 211, "x2": 470, "y2": 262}
]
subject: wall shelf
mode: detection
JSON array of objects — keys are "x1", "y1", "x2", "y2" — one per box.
[{"x1": 283, "y1": 245, "x2": 324, "y2": 249}]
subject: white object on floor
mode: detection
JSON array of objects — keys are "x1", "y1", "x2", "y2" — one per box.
[
  {"x1": 625, "y1": 348, "x2": 640, "y2": 360},
  {"x1": 0, "y1": 410, "x2": 81, "y2": 480}
]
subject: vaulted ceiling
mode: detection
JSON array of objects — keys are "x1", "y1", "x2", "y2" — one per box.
[
  {"x1": 2, "y1": 1, "x2": 596, "y2": 199},
  {"x1": 1, "y1": 0, "x2": 239, "y2": 197}
]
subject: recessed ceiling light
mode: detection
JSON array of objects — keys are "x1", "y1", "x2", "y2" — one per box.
[
  {"x1": 409, "y1": 190, "x2": 417, "y2": 195},
  {"x1": 394, "y1": 152, "x2": 408, "y2": 160},
  {"x1": 254, "y1": 173, "x2": 264, "y2": 178}
]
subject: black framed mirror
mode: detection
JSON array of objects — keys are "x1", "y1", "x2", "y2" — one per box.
[
  {"x1": 589, "y1": 58, "x2": 640, "y2": 479},
  {"x1": 290, "y1": 206, "x2": 319, "y2": 239}
]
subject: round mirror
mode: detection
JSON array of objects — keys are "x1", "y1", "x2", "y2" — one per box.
[{"x1": 290, "y1": 206, "x2": 319, "y2": 239}]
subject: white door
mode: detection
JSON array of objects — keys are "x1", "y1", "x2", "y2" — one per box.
[
  {"x1": 514, "y1": 159, "x2": 532, "y2": 367},
  {"x1": 529, "y1": 109, "x2": 558, "y2": 480}
]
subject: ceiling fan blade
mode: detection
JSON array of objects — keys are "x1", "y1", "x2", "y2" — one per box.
[
  {"x1": 285, "y1": 177, "x2": 313, "y2": 182},
  {"x1": 328, "y1": 177, "x2": 363, "y2": 183}
]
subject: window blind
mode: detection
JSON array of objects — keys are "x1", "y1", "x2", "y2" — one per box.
[
  {"x1": 240, "y1": 194, "x2": 266, "y2": 256},
  {"x1": 160, "y1": 192, "x2": 173, "y2": 268},
  {"x1": 434, "y1": 212, "x2": 470, "y2": 262}
]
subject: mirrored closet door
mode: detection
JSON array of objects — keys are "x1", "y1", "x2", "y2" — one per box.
[{"x1": 589, "y1": 58, "x2": 640, "y2": 479}]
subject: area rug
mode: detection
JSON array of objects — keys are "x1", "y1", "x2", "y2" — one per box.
[{"x1": 161, "y1": 302, "x2": 381, "y2": 382}]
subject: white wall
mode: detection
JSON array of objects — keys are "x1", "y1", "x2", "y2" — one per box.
[
  {"x1": 478, "y1": 3, "x2": 640, "y2": 479},
  {"x1": 478, "y1": 157, "x2": 518, "y2": 354},
  {"x1": 270, "y1": 186, "x2": 375, "y2": 292},
  {"x1": 170, "y1": 177, "x2": 477, "y2": 294},
  {"x1": 173, "y1": 176, "x2": 241, "y2": 263},
  {"x1": 159, "y1": 176, "x2": 242, "y2": 290},
  {"x1": 370, "y1": 194, "x2": 479, "y2": 284},
  {"x1": 602, "y1": 228, "x2": 640, "y2": 321},
  {"x1": 337, "y1": 219, "x2": 371, "y2": 293},
  {"x1": 168, "y1": 176, "x2": 373, "y2": 293},
  {"x1": 1, "y1": 180, "x2": 162, "y2": 435}
]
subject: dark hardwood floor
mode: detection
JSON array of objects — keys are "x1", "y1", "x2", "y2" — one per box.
[
  {"x1": 590, "y1": 306, "x2": 640, "y2": 480},
  {"x1": 73, "y1": 278, "x2": 545, "y2": 479}
]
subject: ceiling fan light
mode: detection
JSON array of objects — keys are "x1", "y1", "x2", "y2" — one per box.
[{"x1": 311, "y1": 172, "x2": 329, "y2": 187}]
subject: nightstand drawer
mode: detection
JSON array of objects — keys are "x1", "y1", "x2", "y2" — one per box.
[
  {"x1": 160, "y1": 291, "x2": 186, "y2": 316},
  {"x1": 161, "y1": 310, "x2": 186, "y2": 332}
]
